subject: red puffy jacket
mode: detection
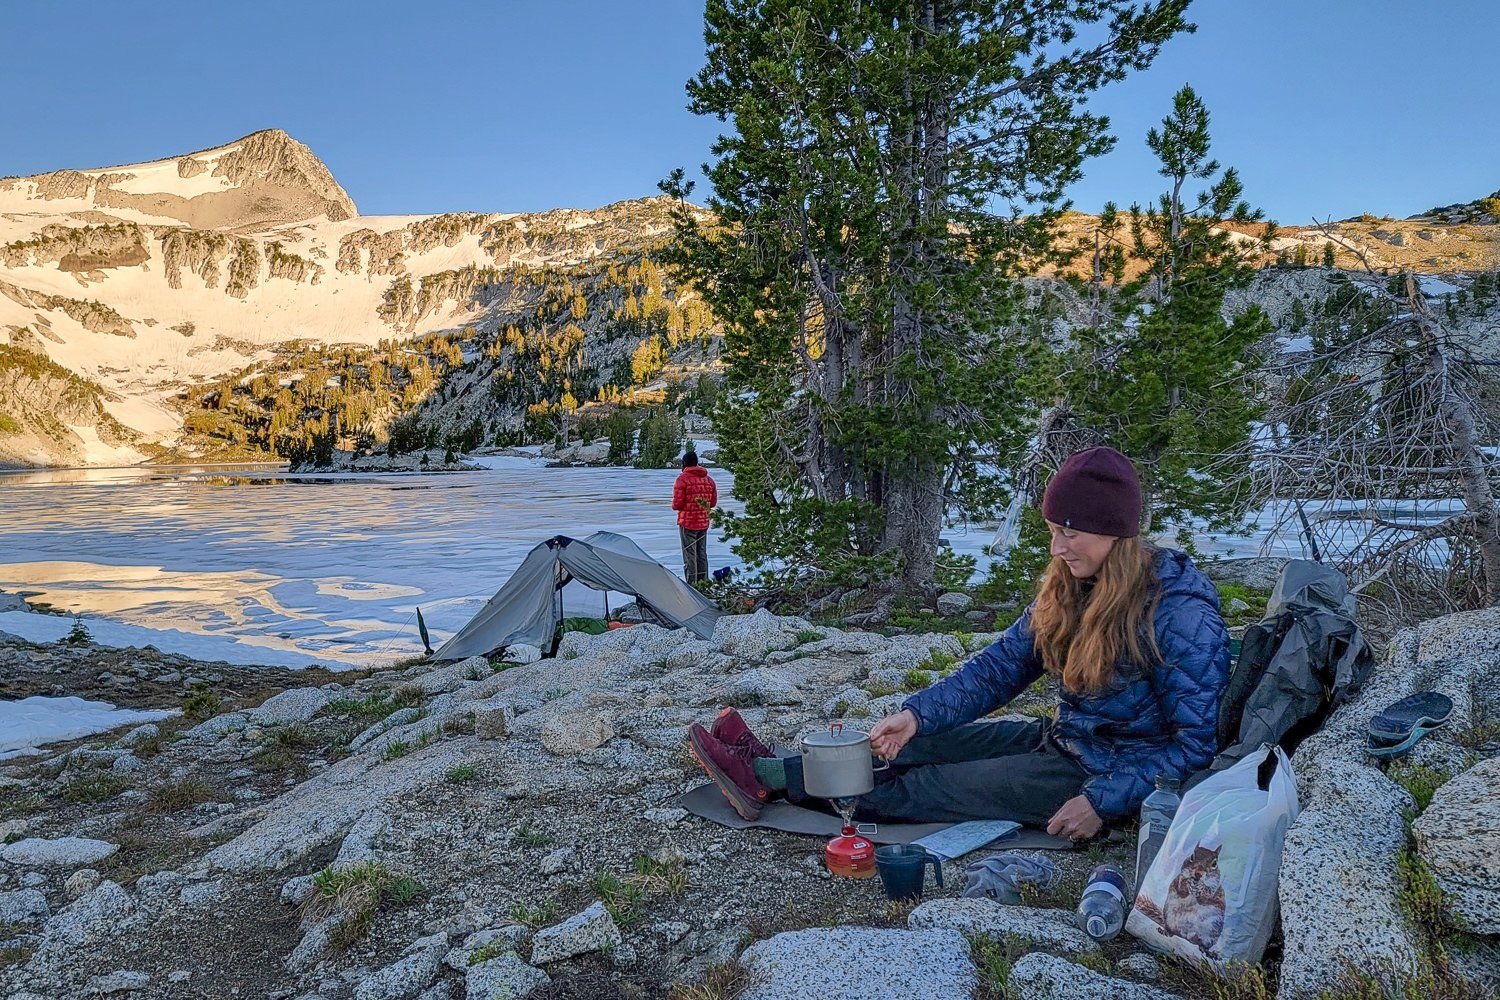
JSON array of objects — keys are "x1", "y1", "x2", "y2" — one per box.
[{"x1": 672, "y1": 466, "x2": 718, "y2": 530}]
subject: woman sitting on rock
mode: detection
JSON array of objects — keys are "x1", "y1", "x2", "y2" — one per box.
[{"x1": 689, "y1": 447, "x2": 1231, "y2": 842}]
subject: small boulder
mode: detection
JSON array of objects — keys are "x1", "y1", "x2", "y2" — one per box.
[
  {"x1": 0, "y1": 888, "x2": 49, "y2": 925},
  {"x1": 1, "y1": 836, "x2": 119, "y2": 868},
  {"x1": 87, "y1": 971, "x2": 152, "y2": 994},
  {"x1": 182, "y1": 712, "x2": 249, "y2": 741},
  {"x1": 739, "y1": 927, "x2": 975, "y2": 1000},
  {"x1": 530, "y1": 901, "x2": 622, "y2": 964},
  {"x1": 249, "y1": 687, "x2": 335, "y2": 726},
  {"x1": 1007, "y1": 953, "x2": 1183, "y2": 1000},
  {"x1": 907, "y1": 899, "x2": 1099, "y2": 957},
  {"x1": 352, "y1": 933, "x2": 447, "y2": 1000},
  {"x1": 936, "y1": 592, "x2": 974, "y2": 616},
  {"x1": 1413, "y1": 756, "x2": 1500, "y2": 933},
  {"x1": 280, "y1": 874, "x2": 316, "y2": 906},
  {"x1": 539, "y1": 714, "x2": 616, "y2": 756},
  {"x1": 465, "y1": 950, "x2": 550, "y2": 999},
  {"x1": 643, "y1": 807, "x2": 689, "y2": 827},
  {"x1": 727, "y1": 668, "x2": 803, "y2": 707},
  {"x1": 539, "y1": 847, "x2": 575, "y2": 876},
  {"x1": 117, "y1": 724, "x2": 160, "y2": 747},
  {"x1": 1118, "y1": 953, "x2": 1162, "y2": 982},
  {"x1": 63, "y1": 868, "x2": 103, "y2": 899}
]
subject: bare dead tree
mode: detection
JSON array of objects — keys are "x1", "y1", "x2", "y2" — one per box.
[{"x1": 1212, "y1": 266, "x2": 1500, "y2": 613}]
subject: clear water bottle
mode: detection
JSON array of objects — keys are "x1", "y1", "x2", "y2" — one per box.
[
  {"x1": 1077, "y1": 865, "x2": 1127, "y2": 941},
  {"x1": 1135, "y1": 776, "x2": 1182, "y2": 887}
]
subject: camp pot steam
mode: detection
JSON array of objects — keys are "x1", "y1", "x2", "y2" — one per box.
[{"x1": 800, "y1": 723, "x2": 888, "y2": 799}]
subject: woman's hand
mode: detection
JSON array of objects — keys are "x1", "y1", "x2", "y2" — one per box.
[
  {"x1": 1046, "y1": 795, "x2": 1103, "y2": 842},
  {"x1": 868, "y1": 709, "x2": 919, "y2": 759}
]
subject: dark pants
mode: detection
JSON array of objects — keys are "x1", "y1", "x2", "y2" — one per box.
[
  {"x1": 680, "y1": 526, "x2": 708, "y2": 584},
  {"x1": 788, "y1": 719, "x2": 1088, "y2": 827}
]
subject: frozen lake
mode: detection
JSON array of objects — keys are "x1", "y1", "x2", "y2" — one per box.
[
  {"x1": 0, "y1": 461, "x2": 757, "y2": 668},
  {"x1": 0, "y1": 460, "x2": 1393, "y2": 670}
]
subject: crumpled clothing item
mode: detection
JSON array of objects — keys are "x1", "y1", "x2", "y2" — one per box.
[{"x1": 962, "y1": 852, "x2": 1060, "y2": 903}]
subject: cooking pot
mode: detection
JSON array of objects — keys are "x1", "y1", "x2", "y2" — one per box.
[{"x1": 800, "y1": 723, "x2": 887, "y2": 799}]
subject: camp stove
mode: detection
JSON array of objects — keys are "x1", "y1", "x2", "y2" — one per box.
[
  {"x1": 800, "y1": 725, "x2": 886, "y2": 879},
  {"x1": 823, "y1": 797, "x2": 877, "y2": 879}
]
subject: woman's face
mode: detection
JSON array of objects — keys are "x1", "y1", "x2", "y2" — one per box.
[{"x1": 1046, "y1": 520, "x2": 1119, "y2": 579}]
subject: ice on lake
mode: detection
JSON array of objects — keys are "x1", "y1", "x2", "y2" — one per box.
[{"x1": 0, "y1": 461, "x2": 1367, "y2": 670}]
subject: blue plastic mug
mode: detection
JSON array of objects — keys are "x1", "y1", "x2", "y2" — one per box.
[{"x1": 874, "y1": 844, "x2": 944, "y2": 901}]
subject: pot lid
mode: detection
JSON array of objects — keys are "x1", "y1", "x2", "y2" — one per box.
[{"x1": 803, "y1": 724, "x2": 870, "y2": 748}]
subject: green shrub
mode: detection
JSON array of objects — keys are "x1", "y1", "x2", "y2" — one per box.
[
  {"x1": 902, "y1": 668, "x2": 933, "y2": 693},
  {"x1": 1390, "y1": 762, "x2": 1450, "y2": 812},
  {"x1": 181, "y1": 685, "x2": 221, "y2": 720}
]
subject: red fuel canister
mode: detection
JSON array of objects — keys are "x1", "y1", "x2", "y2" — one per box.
[{"x1": 825, "y1": 824, "x2": 876, "y2": 878}]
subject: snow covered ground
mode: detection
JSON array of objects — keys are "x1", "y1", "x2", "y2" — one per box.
[
  {"x1": 0, "y1": 610, "x2": 334, "y2": 669},
  {"x1": 0, "y1": 696, "x2": 178, "y2": 760}
]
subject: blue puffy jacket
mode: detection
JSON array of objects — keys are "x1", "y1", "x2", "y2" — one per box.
[{"x1": 902, "y1": 548, "x2": 1230, "y2": 821}]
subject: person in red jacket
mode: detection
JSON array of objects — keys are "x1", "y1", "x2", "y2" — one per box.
[{"x1": 672, "y1": 451, "x2": 717, "y2": 584}]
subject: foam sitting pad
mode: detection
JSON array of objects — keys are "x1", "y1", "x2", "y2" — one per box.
[{"x1": 676, "y1": 782, "x2": 1075, "y2": 852}]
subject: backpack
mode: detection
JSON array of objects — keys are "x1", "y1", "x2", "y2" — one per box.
[{"x1": 1207, "y1": 560, "x2": 1374, "y2": 773}]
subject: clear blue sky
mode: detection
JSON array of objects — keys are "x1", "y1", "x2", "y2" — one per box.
[{"x1": 3, "y1": 1, "x2": 1495, "y2": 224}]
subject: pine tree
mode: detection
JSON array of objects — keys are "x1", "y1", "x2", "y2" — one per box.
[
  {"x1": 1045, "y1": 86, "x2": 1271, "y2": 533},
  {"x1": 1323, "y1": 241, "x2": 1337, "y2": 268},
  {"x1": 661, "y1": 0, "x2": 1192, "y2": 590}
]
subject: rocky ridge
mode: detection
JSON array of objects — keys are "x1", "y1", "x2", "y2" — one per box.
[{"x1": 1, "y1": 597, "x2": 1496, "y2": 999}]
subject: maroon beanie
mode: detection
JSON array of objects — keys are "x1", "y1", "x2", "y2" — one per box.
[{"x1": 1041, "y1": 447, "x2": 1142, "y2": 538}]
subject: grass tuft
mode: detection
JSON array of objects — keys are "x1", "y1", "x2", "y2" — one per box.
[
  {"x1": 468, "y1": 939, "x2": 513, "y2": 965},
  {"x1": 969, "y1": 934, "x2": 1029, "y2": 1000},
  {"x1": 381, "y1": 741, "x2": 412, "y2": 761},
  {"x1": 301, "y1": 861, "x2": 422, "y2": 949},
  {"x1": 446, "y1": 764, "x2": 478, "y2": 784},
  {"x1": 628, "y1": 852, "x2": 689, "y2": 898},
  {"x1": 508, "y1": 899, "x2": 560, "y2": 929},
  {"x1": 667, "y1": 960, "x2": 752, "y2": 1000},
  {"x1": 794, "y1": 629, "x2": 823, "y2": 647},
  {"x1": 1160, "y1": 958, "x2": 1274, "y2": 1000},
  {"x1": 61, "y1": 773, "x2": 130, "y2": 803},
  {"x1": 148, "y1": 776, "x2": 227, "y2": 813},
  {"x1": 513, "y1": 822, "x2": 555, "y2": 848},
  {"x1": 592, "y1": 870, "x2": 646, "y2": 928}
]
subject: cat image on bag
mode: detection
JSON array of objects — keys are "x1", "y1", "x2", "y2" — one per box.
[{"x1": 1160, "y1": 844, "x2": 1226, "y2": 955}]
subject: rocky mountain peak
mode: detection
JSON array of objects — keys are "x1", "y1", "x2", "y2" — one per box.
[{"x1": 0, "y1": 128, "x2": 357, "y2": 231}]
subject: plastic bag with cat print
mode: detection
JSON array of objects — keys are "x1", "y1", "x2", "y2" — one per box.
[{"x1": 1125, "y1": 746, "x2": 1300, "y2": 966}]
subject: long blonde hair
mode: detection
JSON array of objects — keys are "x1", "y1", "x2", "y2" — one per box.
[{"x1": 1031, "y1": 537, "x2": 1161, "y2": 694}]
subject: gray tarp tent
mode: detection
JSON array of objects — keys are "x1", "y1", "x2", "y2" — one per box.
[{"x1": 432, "y1": 531, "x2": 720, "y2": 661}]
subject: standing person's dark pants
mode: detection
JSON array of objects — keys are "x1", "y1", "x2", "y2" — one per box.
[
  {"x1": 786, "y1": 718, "x2": 1088, "y2": 826},
  {"x1": 680, "y1": 526, "x2": 709, "y2": 584}
]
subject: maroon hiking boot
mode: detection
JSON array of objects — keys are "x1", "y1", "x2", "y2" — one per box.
[
  {"x1": 710, "y1": 707, "x2": 775, "y2": 758},
  {"x1": 688, "y1": 723, "x2": 769, "y2": 821}
]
